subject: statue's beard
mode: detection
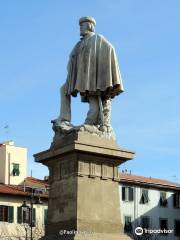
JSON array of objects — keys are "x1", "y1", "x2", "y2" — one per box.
[{"x1": 80, "y1": 30, "x2": 91, "y2": 37}]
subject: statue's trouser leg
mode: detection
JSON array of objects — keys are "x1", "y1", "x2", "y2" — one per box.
[
  {"x1": 102, "y1": 98, "x2": 111, "y2": 127},
  {"x1": 84, "y1": 96, "x2": 99, "y2": 125},
  {"x1": 59, "y1": 84, "x2": 71, "y2": 122}
]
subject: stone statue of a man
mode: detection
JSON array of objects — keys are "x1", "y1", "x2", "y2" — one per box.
[{"x1": 53, "y1": 16, "x2": 124, "y2": 137}]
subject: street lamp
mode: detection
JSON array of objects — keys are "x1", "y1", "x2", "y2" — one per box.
[{"x1": 21, "y1": 195, "x2": 43, "y2": 240}]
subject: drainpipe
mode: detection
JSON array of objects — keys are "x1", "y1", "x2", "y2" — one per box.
[
  {"x1": 134, "y1": 186, "x2": 138, "y2": 226},
  {"x1": 8, "y1": 153, "x2": 11, "y2": 185},
  {"x1": 24, "y1": 179, "x2": 26, "y2": 192}
]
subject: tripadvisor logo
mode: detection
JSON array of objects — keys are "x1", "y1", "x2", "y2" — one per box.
[
  {"x1": 135, "y1": 227, "x2": 143, "y2": 235},
  {"x1": 135, "y1": 227, "x2": 174, "y2": 235}
]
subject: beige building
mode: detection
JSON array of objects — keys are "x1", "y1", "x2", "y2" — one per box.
[
  {"x1": 0, "y1": 141, "x2": 48, "y2": 240},
  {"x1": 0, "y1": 179, "x2": 48, "y2": 239},
  {"x1": 0, "y1": 141, "x2": 27, "y2": 185}
]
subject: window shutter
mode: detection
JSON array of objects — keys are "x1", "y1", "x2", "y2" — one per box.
[
  {"x1": 12, "y1": 163, "x2": 20, "y2": 176},
  {"x1": 17, "y1": 207, "x2": 22, "y2": 224},
  {"x1": 124, "y1": 216, "x2": 132, "y2": 232},
  {"x1": 160, "y1": 219, "x2": 168, "y2": 230},
  {"x1": 32, "y1": 208, "x2": 36, "y2": 226},
  {"x1": 140, "y1": 190, "x2": 145, "y2": 204},
  {"x1": 161, "y1": 192, "x2": 166, "y2": 201},
  {"x1": 44, "y1": 209, "x2": 48, "y2": 225},
  {"x1": 129, "y1": 187, "x2": 134, "y2": 201},
  {"x1": 174, "y1": 193, "x2": 180, "y2": 208},
  {"x1": 122, "y1": 187, "x2": 125, "y2": 201},
  {"x1": 8, "y1": 206, "x2": 14, "y2": 223},
  {"x1": 143, "y1": 189, "x2": 149, "y2": 203},
  {"x1": 142, "y1": 217, "x2": 150, "y2": 229},
  {"x1": 173, "y1": 194, "x2": 175, "y2": 207},
  {"x1": 160, "y1": 192, "x2": 167, "y2": 206},
  {"x1": 0, "y1": 205, "x2": 3, "y2": 221},
  {"x1": 175, "y1": 220, "x2": 180, "y2": 236},
  {"x1": 173, "y1": 193, "x2": 177, "y2": 207},
  {"x1": 0, "y1": 205, "x2": 9, "y2": 222}
]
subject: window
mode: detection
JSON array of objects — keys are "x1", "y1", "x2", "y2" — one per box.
[
  {"x1": 140, "y1": 189, "x2": 149, "y2": 204},
  {"x1": 124, "y1": 216, "x2": 132, "y2": 233},
  {"x1": 141, "y1": 216, "x2": 150, "y2": 229},
  {"x1": 0, "y1": 206, "x2": 8, "y2": 222},
  {"x1": 44, "y1": 209, "x2": 48, "y2": 225},
  {"x1": 173, "y1": 193, "x2": 180, "y2": 208},
  {"x1": 175, "y1": 220, "x2": 180, "y2": 236},
  {"x1": 122, "y1": 186, "x2": 134, "y2": 201},
  {"x1": 160, "y1": 219, "x2": 168, "y2": 234},
  {"x1": 0, "y1": 205, "x2": 14, "y2": 223},
  {"x1": 12, "y1": 163, "x2": 20, "y2": 176},
  {"x1": 159, "y1": 192, "x2": 168, "y2": 207},
  {"x1": 17, "y1": 207, "x2": 36, "y2": 226}
]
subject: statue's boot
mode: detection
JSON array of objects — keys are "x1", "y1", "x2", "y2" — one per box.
[{"x1": 51, "y1": 118, "x2": 74, "y2": 131}]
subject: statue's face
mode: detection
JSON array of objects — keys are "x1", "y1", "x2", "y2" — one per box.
[{"x1": 80, "y1": 22, "x2": 90, "y2": 36}]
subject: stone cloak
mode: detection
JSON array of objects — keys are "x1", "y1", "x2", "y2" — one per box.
[{"x1": 65, "y1": 33, "x2": 124, "y2": 101}]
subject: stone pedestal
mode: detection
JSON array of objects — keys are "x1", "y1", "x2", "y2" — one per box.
[{"x1": 34, "y1": 132, "x2": 135, "y2": 240}]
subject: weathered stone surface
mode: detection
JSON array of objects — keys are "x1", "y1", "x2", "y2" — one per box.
[{"x1": 34, "y1": 132, "x2": 134, "y2": 240}]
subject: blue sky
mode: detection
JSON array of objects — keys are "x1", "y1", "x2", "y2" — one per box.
[{"x1": 0, "y1": 0, "x2": 180, "y2": 182}]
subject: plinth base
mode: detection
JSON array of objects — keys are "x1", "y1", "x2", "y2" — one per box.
[
  {"x1": 34, "y1": 131, "x2": 134, "y2": 240},
  {"x1": 41, "y1": 233, "x2": 132, "y2": 240}
]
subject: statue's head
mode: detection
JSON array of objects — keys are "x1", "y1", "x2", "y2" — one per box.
[{"x1": 79, "y1": 16, "x2": 96, "y2": 36}]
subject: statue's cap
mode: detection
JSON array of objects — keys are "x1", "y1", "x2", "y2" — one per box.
[{"x1": 79, "y1": 16, "x2": 96, "y2": 26}]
